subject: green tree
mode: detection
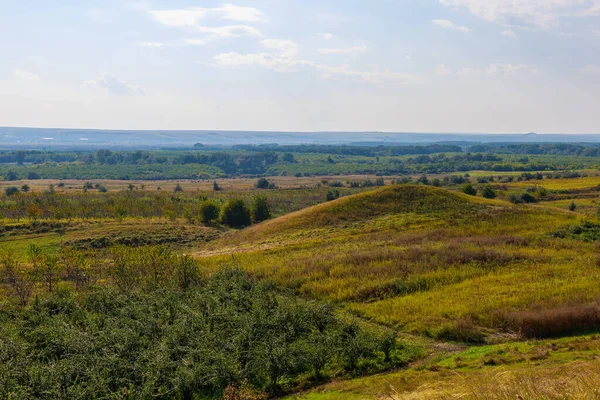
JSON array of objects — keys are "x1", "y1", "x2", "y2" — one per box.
[
  {"x1": 255, "y1": 178, "x2": 275, "y2": 189},
  {"x1": 20, "y1": 184, "x2": 30, "y2": 192},
  {"x1": 569, "y1": 201, "x2": 577, "y2": 212},
  {"x1": 4, "y1": 186, "x2": 19, "y2": 196},
  {"x1": 221, "y1": 199, "x2": 252, "y2": 228},
  {"x1": 199, "y1": 200, "x2": 221, "y2": 225},
  {"x1": 481, "y1": 185, "x2": 496, "y2": 199},
  {"x1": 462, "y1": 183, "x2": 477, "y2": 196},
  {"x1": 213, "y1": 180, "x2": 221, "y2": 191},
  {"x1": 174, "y1": 183, "x2": 183, "y2": 192},
  {"x1": 251, "y1": 195, "x2": 272, "y2": 223},
  {"x1": 4, "y1": 170, "x2": 18, "y2": 181},
  {"x1": 326, "y1": 189, "x2": 340, "y2": 201}
]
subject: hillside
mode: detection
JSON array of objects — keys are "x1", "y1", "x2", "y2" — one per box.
[{"x1": 197, "y1": 185, "x2": 600, "y2": 340}]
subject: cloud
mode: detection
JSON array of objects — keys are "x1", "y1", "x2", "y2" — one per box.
[
  {"x1": 579, "y1": 64, "x2": 600, "y2": 73},
  {"x1": 435, "y1": 64, "x2": 452, "y2": 75},
  {"x1": 458, "y1": 64, "x2": 540, "y2": 76},
  {"x1": 318, "y1": 44, "x2": 368, "y2": 55},
  {"x1": 320, "y1": 32, "x2": 334, "y2": 40},
  {"x1": 14, "y1": 70, "x2": 41, "y2": 81},
  {"x1": 196, "y1": 25, "x2": 262, "y2": 39},
  {"x1": 149, "y1": 4, "x2": 266, "y2": 27},
  {"x1": 433, "y1": 19, "x2": 471, "y2": 32},
  {"x1": 502, "y1": 29, "x2": 517, "y2": 37},
  {"x1": 184, "y1": 39, "x2": 209, "y2": 46},
  {"x1": 315, "y1": 64, "x2": 415, "y2": 84},
  {"x1": 214, "y1": 39, "x2": 414, "y2": 83},
  {"x1": 440, "y1": 0, "x2": 600, "y2": 29},
  {"x1": 84, "y1": 71, "x2": 145, "y2": 95}
]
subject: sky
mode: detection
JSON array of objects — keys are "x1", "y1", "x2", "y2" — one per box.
[{"x1": 1, "y1": 0, "x2": 600, "y2": 133}]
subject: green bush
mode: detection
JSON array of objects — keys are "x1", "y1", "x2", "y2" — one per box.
[
  {"x1": 221, "y1": 199, "x2": 252, "y2": 228},
  {"x1": 251, "y1": 195, "x2": 272, "y2": 223},
  {"x1": 481, "y1": 185, "x2": 496, "y2": 199},
  {"x1": 462, "y1": 183, "x2": 477, "y2": 196},
  {"x1": 199, "y1": 200, "x2": 221, "y2": 225},
  {"x1": 4, "y1": 186, "x2": 19, "y2": 196}
]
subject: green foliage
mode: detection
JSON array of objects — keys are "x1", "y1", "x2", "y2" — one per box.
[
  {"x1": 200, "y1": 200, "x2": 222, "y2": 225},
  {"x1": 221, "y1": 199, "x2": 252, "y2": 228},
  {"x1": 0, "y1": 267, "x2": 399, "y2": 398},
  {"x1": 4, "y1": 186, "x2": 19, "y2": 196},
  {"x1": 326, "y1": 189, "x2": 340, "y2": 202},
  {"x1": 174, "y1": 183, "x2": 184, "y2": 192},
  {"x1": 20, "y1": 184, "x2": 30, "y2": 193},
  {"x1": 481, "y1": 185, "x2": 496, "y2": 199},
  {"x1": 251, "y1": 195, "x2": 272, "y2": 223},
  {"x1": 569, "y1": 201, "x2": 577, "y2": 211},
  {"x1": 462, "y1": 183, "x2": 477, "y2": 196},
  {"x1": 255, "y1": 178, "x2": 276, "y2": 189},
  {"x1": 552, "y1": 222, "x2": 600, "y2": 241}
]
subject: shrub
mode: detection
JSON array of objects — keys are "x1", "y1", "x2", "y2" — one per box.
[
  {"x1": 251, "y1": 195, "x2": 272, "y2": 223},
  {"x1": 213, "y1": 181, "x2": 221, "y2": 191},
  {"x1": 255, "y1": 178, "x2": 275, "y2": 189},
  {"x1": 5, "y1": 186, "x2": 19, "y2": 196},
  {"x1": 462, "y1": 183, "x2": 477, "y2": 196},
  {"x1": 174, "y1": 183, "x2": 184, "y2": 192},
  {"x1": 481, "y1": 185, "x2": 496, "y2": 199},
  {"x1": 221, "y1": 199, "x2": 252, "y2": 228},
  {"x1": 199, "y1": 200, "x2": 221, "y2": 225},
  {"x1": 4, "y1": 170, "x2": 18, "y2": 181},
  {"x1": 20, "y1": 184, "x2": 30, "y2": 193},
  {"x1": 326, "y1": 189, "x2": 340, "y2": 201},
  {"x1": 569, "y1": 201, "x2": 577, "y2": 211}
]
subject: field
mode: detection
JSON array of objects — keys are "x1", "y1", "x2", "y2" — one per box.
[{"x1": 2, "y1": 162, "x2": 600, "y2": 398}]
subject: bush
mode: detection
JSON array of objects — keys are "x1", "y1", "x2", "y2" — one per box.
[
  {"x1": 199, "y1": 200, "x2": 221, "y2": 225},
  {"x1": 326, "y1": 189, "x2": 340, "y2": 201},
  {"x1": 251, "y1": 195, "x2": 272, "y2": 223},
  {"x1": 20, "y1": 184, "x2": 30, "y2": 193},
  {"x1": 255, "y1": 178, "x2": 275, "y2": 189},
  {"x1": 569, "y1": 201, "x2": 577, "y2": 211},
  {"x1": 462, "y1": 183, "x2": 477, "y2": 196},
  {"x1": 174, "y1": 183, "x2": 184, "y2": 192},
  {"x1": 481, "y1": 185, "x2": 496, "y2": 199},
  {"x1": 221, "y1": 199, "x2": 252, "y2": 227},
  {"x1": 5, "y1": 186, "x2": 19, "y2": 196}
]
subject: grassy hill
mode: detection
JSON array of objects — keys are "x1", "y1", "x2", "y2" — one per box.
[{"x1": 197, "y1": 185, "x2": 600, "y2": 341}]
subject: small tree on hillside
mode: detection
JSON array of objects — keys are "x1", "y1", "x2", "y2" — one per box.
[
  {"x1": 174, "y1": 183, "x2": 184, "y2": 192},
  {"x1": 481, "y1": 185, "x2": 496, "y2": 199},
  {"x1": 251, "y1": 195, "x2": 272, "y2": 223},
  {"x1": 569, "y1": 201, "x2": 577, "y2": 212},
  {"x1": 199, "y1": 200, "x2": 221, "y2": 225},
  {"x1": 221, "y1": 199, "x2": 251, "y2": 228},
  {"x1": 213, "y1": 181, "x2": 221, "y2": 191},
  {"x1": 462, "y1": 183, "x2": 477, "y2": 196},
  {"x1": 5, "y1": 186, "x2": 19, "y2": 196}
]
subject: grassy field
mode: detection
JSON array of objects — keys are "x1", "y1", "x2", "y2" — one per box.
[{"x1": 2, "y1": 174, "x2": 600, "y2": 398}]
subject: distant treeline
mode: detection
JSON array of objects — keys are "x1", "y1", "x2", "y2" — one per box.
[
  {"x1": 233, "y1": 144, "x2": 463, "y2": 156},
  {"x1": 467, "y1": 143, "x2": 600, "y2": 156}
]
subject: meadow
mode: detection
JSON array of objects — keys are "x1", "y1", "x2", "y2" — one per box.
[{"x1": 2, "y1": 160, "x2": 600, "y2": 399}]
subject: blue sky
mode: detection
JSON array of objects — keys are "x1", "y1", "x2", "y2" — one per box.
[{"x1": 2, "y1": 0, "x2": 600, "y2": 132}]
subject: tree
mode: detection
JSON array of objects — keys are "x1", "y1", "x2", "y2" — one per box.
[
  {"x1": 462, "y1": 183, "x2": 477, "y2": 196},
  {"x1": 481, "y1": 185, "x2": 496, "y2": 199},
  {"x1": 174, "y1": 183, "x2": 184, "y2": 192},
  {"x1": 221, "y1": 199, "x2": 252, "y2": 228},
  {"x1": 251, "y1": 195, "x2": 272, "y2": 223},
  {"x1": 375, "y1": 177, "x2": 385, "y2": 187},
  {"x1": 326, "y1": 189, "x2": 340, "y2": 201},
  {"x1": 199, "y1": 200, "x2": 221, "y2": 225},
  {"x1": 282, "y1": 153, "x2": 296, "y2": 163},
  {"x1": 255, "y1": 178, "x2": 275, "y2": 190},
  {"x1": 4, "y1": 170, "x2": 18, "y2": 181},
  {"x1": 5, "y1": 186, "x2": 19, "y2": 196},
  {"x1": 27, "y1": 172, "x2": 40, "y2": 180},
  {"x1": 213, "y1": 181, "x2": 221, "y2": 191},
  {"x1": 21, "y1": 184, "x2": 30, "y2": 192},
  {"x1": 15, "y1": 151, "x2": 26, "y2": 165},
  {"x1": 569, "y1": 201, "x2": 577, "y2": 212}
]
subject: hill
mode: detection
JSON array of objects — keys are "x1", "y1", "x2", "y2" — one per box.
[{"x1": 197, "y1": 185, "x2": 600, "y2": 341}]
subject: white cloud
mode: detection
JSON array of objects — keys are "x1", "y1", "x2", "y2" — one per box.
[
  {"x1": 316, "y1": 64, "x2": 415, "y2": 84},
  {"x1": 440, "y1": 0, "x2": 600, "y2": 29},
  {"x1": 579, "y1": 64, "x2": 600, "y2": 73},
  {"x1": 320, "y1": 32, "x2": 334, "y2": 40},
  {"x1": 318, "y1": 44, "x2": 368, "y2": 55},
  {"x1": 591, "y1": 26, "x2": 600, "y2": 36},
  {"x1": 14, "y1": 70, "x2": 41, "y2": 81},
  {"x1": 458, "y1": 64, "x2": 540, "y2": 76},
  {"x1": 214, "y1": 39, "x2": 413, "y2": 84},
  {"x1": 84, "y1": 71, "x2": 145, "y2": 96},
  {"x1": 149, "y1": 4, "x2": 266, "y2": 26},
  {"x1": 433, "y1": 19, "x2": 471, "y2": 32},
  {"x1": 196, "y1": 25, "x2": 262, "y2": 39},
  {"x1": 502, "y1": 29, "x2": 517, "y2": 37},
  {"x1": 435, "y1": 64, "x2": 452, "y2": 75}
]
